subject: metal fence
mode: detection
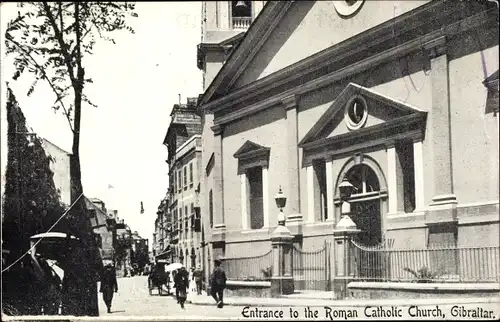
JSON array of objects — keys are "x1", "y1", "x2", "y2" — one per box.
[
  {"x1": 293, "y1": 242, "x2": 331, "y2": 291},
  {"x1": 221, "y1": 250, "x2": 273, "y2": 281},
  {"x1": 350, "y1": 241, "x2": 500, "y2": 283}
]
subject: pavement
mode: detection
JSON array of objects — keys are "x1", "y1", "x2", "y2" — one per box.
[{"x1": 3, "y1": 276, "x2": 500, "y2": 321}]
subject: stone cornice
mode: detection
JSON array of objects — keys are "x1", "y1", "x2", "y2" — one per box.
[
  {"x1": 281, "y1": 94, "x2": 298, "y2": 110},
  {"x1": 211, "y1": 124, "x2": 223, "y2": 136},
  {"x1": 207, "y1": 4, "x2": 497, "y2": 126},
  {"x1": 423, "y1": 36, "x2": 447, "y2": 59}
]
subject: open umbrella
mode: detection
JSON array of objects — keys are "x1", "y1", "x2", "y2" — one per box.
[{"x1": 165, "y1": 263, "x2": 183, "y2": 272}]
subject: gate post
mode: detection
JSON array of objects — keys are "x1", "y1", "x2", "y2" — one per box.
[
  {"x1": 270, "y1": 188, "x2": 294, "y2": 298},
  {"x1": 333, "y1": 207, "x2": 360, "y2": 299}
]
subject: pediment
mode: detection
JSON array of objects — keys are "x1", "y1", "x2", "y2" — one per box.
[
  {"x1": 233, "y1": 140, "x2": 270, "y2": 160},
  {"x1": 298, "y1": 83, "x2": 427, "y2": 148}
]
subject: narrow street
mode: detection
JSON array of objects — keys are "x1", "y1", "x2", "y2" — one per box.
[{"x1": 98, "y1": 276, "x2": 244, "y2": 318}]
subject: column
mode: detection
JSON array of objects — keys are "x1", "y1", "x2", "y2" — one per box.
[
  {"x1": 413, "y1": 140, "x2": 425, "y2": 210},
  {"x1": 325, "y1": 158, "x2": 335, "y2": 221},
  {"x1": 212, "y1": 125, "x2": 226, "y2": 229},
  {"x1": 386, "y1": 145, "x2": 398, "y2": 213},
  {"x1": 282, "y1": 94, "x2": 301, "y2": 215},
  {"x1": 306, "y1": 166, "x2": 315, "y2": 223},
  {"x1": 219, "y1": 1, "x2": 230, "y2": 29},
  {"x1": 240, "y1": 173, "x2": 248, "y2": 229},
  {"x1": 424, "y1": 36, "x2": 457, "y2": 206},
  {"x1": 262, "y1": 166, "x2": 270, "y2": 228}
]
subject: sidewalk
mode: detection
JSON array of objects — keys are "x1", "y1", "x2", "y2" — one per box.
[{"x1": 187, "y1": 292, "x2": 500, "y2": 307}]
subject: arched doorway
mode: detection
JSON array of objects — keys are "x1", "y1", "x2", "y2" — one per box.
[{"x1": 345, "y1": 164, "x2": 382, "y2": 245}]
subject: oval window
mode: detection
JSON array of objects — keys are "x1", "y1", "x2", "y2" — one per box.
[
  {"x1": 333, "y1": 0, "x2": 365, "y2": 17},
  {"x1": 345, "y1": 95, "x2": 368, "y2": 130}
]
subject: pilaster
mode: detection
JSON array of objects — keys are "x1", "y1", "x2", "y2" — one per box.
[
  {"x1": 211, "y1": 124, "x2": 226, "y2": 232},
  {"x1": 424, "y1": 36, "x2": 457, "y2": 208},
  {"x1": 282, "y1": 94, "x2": 301, "y2": 216},
  {"x1": 413, "y1": 140, "x2": 425, "y2": 210},
  {"x1": 240, "y1": 173, "x2": 248, "y2": 229},
  {"x1": 325, "y1": 156, "x2": 335, "y2": 221},
  {"x1": 262, "y1": 165, "x2": 270, "y2": 228},
  {"x1": 386, "y1": 144, "x2": 398, "y2": 214},
  {"x1": 306, "y1": 166, "x2": 315, "y2": 223}
]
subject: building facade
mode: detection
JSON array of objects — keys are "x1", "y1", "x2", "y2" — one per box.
[
  {"x1": 197, "y1": 0, "x2": 267, "y2": 287},
  {"x1": 85, "y1": 198, "x2": 115, "y2": 262},
  {"x1": 197, "y1": 0, "x2": 499, "y2": 268},
  {"x1": 41, "y1": 139, "x2": 72, "y2": 207},
  {"x1": 163, "y1": 99, "x2": 203, "y2": 269}
]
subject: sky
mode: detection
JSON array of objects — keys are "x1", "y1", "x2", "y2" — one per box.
[{"x1": 1, "y1": 2, "x2": 203, "y2": 246}]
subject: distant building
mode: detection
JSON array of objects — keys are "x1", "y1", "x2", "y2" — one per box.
[
  {"x1": 130, "y1": 230, "x2": 149, "y2": 271},
  {"x1": 153, "y1": 196, "x2": 170, "y2": 262},
  {"x1": 41, "y1": 139, "x2": 71, "y2": 206},
  {"x1": 85, "y1": 198, "x2": 114, "y2": 262},
  {"x1": 163, "y1": 98, "x2": 203, "y2": 268}
]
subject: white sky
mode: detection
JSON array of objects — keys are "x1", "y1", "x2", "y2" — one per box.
[{"x1": 1, "y1": 2, "x2": 203, "y2": 245}]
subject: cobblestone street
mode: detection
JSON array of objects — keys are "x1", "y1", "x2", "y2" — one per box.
[{"x1": 98, "y1": 276, "x2": 243, "y2": 318}]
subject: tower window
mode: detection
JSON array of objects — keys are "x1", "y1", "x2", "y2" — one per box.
[
  {"x1": 232, "y1": 1, "x2": 252, "y2": 17},
  {"x1": 231, "y1": 1, "x2": 252, "y2": 29}
]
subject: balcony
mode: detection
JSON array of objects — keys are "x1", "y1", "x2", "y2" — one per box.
[{"x1": 232, "y1": 17, "x2": 252, "y2": 30}]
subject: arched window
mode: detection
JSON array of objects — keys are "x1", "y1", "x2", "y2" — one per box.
[{"x1": 345, "y1": 164, "x2": 380, "y2": 196}]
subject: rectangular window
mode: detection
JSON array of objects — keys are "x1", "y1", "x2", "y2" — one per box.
[
  {"x1": 189, "y1": 163, "x2": 194, "y2": 187},
  {"x1": 183, "y1": 166, "x2": 187, "y2": 190},
  {"x1": 313, "y1": 160, "x2": 327, "y2": 221},
  {"x1": 178, "y1": 171, "x2": 182, "y2": 193},
  {"x1": 179, "y1": 208, "x2": 183, "y2": 232},
  {"x1": 209, "y1": 190, "x2": 213, "y2": 228},
  {"x1": 247, "y1": 166, "x2": 264, "y2": 229},
  {"x1": 396, "y1": 140, "x2": 416, "y2": 213}
]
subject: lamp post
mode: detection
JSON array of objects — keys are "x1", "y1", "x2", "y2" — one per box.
[
  {"x1": 270, "y1": 186, "x2": 294, "y2": 296},
  {"x1": 337, "y1": 175, "x2": 356, "y2": 227},
  {"x1": 333, "y1": 175, "x2": 360, "y2": 299},
  {"x1": 274, "y1": 186, "x2": 287, "y2": 226}
]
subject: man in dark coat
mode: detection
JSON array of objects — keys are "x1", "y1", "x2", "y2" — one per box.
[
  {"x1": 174, "y1": 266, "x2": 189, "y2": 309},
  {"x1": 100, "y1": 263, "x2": 118, "y2": 313},
  {"x1": 210, "y1": 258, "x2": 227, "y2": 308}
]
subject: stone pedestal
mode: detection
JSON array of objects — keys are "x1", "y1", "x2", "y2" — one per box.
[
  {"x1": 333, "y1": 214, "x2": 360, "y2": 300},
  {"x1": 270, "y1": 224, "x2": 294, "y2": 297}
]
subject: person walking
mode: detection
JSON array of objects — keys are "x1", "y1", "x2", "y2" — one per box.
[
  {"x1": 174, "y1": 266, "x2": 189, "y2": 309},
  {"x1": 193, "y1": 266, "x2": 203, "y2": 295},
  {"x1": 210, "y1": 258, "x2": 227, "y2": 308},
  {"x1": 100, "y1": 262, "x2": 118, "y2": 313}
]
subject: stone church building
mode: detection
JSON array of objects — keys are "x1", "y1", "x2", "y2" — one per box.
[{"x1": 196, "y1": 0, "x2": 499, "y2": 280}]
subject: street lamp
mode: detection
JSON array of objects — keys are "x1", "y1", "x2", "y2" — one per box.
[
  {"x1": 338, "y1": 175, "x2": 355, "y2": 218},
  {"x1": 274, "y1": 186, "x2": 287, "y2": 226}
]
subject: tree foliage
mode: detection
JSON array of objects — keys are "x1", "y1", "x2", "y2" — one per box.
[
  {"x1": 5, "y1": 2, "x2": 138, "y2": 136},
  {"x1": 2, "y1": 88, "x2": 68, "y2": 259}
]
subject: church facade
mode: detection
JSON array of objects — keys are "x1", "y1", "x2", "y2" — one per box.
[{"x1": 197, "y1": 0, "x2": 499, "y2": 275}]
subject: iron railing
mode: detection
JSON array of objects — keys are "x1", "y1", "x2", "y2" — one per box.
[
  {"x1": 293, "y1": 242, "x2": 331, "y2": 291},
  {"x1": 232, "y1": 17, "x2": 252, "y2": 29},
  {"x1": 350, "y1": 241, "x2": 500, "y2": 283},
  {"x1": 222, "y1": 250, "x2": 272, "y2": 281}
]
